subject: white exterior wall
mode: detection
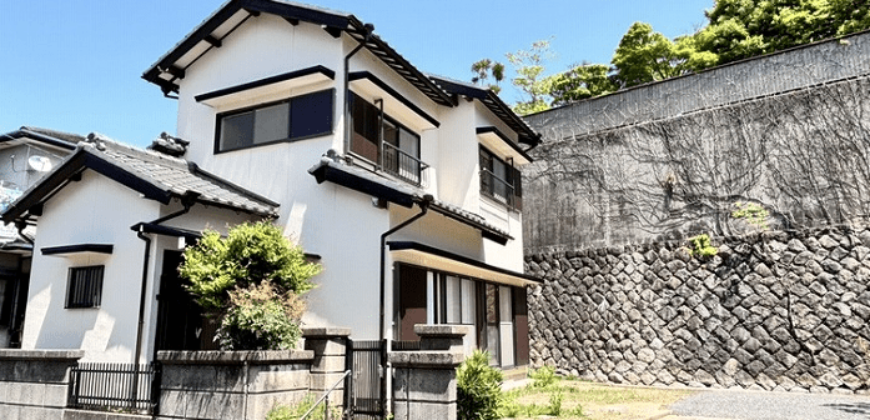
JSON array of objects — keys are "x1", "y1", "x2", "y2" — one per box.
[
  {"x1": 170, "y1": 14, "x2": 526, "y2": 339},
  {"x1": 22, "y1": 171, "x2": 161, "y2": 362}
]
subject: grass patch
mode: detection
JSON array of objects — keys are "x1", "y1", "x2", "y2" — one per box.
[{"x1": 500, "y1": 372, "x2": 695, "y2": 420}]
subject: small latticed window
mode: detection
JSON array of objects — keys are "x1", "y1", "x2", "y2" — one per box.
[{"x1": 66, "y1": 266, "x2": 104, "y2": 308}]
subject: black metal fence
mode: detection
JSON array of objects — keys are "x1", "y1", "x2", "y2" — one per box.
[{"x1": 68, "y1": 362, "x2": 161, "y2": 414}]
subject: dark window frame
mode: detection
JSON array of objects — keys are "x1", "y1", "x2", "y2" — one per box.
[
  {"x1": 349, "y1": 92, "x2": 424, "y2": 184},
  {"x1": 65, "y1": 265, "x2": 105, "y2": 309},
  {"x1": 213, "y1": 88, "x2": 335, "y2": 154},
  {"x1": 479, "y1": 146, "x2": 523, "y2": 211}
]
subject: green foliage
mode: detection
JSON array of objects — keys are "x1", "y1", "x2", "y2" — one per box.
[
  {"x1": 688, "y1": 234, "x2": 718, "y2": 258},
  {"x1": 457, "y1": 350, "x2": 504, "y2": 420},
  {"x1": 216, "y1": 282, "x2": 305, "y2": 350},
  {"x1": 471, "y1": 58, "x2": 505, "y2": 94},
  {"x1": 731, "y1": 201, "x2": 770, "y2": 230},
  {"x1": 266, "y1": 393, "x2": 342, "y2": 420},
  {"x1": 529, "y1": 365, "x2": 558, "y2": 388},
  {"x1": 547, "y1": 64, "x2": 617, "y2": 105},
  {"x1": 506, "y1": 39, "x2": 555, "y2": 115},
  {"x1": 179, "y1": 221, "x2": 321, "y2": 350},
  {"x1": 476, "y1": 0, "x2": 870, "y2": 109}
]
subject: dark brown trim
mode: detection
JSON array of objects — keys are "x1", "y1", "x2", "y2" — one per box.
[
  {"x1": 476, "y1": 126, "x2": 534, "y2": 163},
  {"x1": 195, "y1": 65, "x2": 335, "y2": 103},
  {"x1": 349, "y1": 71, "x2": 440, "y2": 128},
  {"x1": 42, "y1": 244, "x2": 114, "y2": 256}
]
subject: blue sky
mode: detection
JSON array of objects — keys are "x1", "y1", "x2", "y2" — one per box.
[{"x1": 0, "y1": 0, "x2": 711, "y2": 147}]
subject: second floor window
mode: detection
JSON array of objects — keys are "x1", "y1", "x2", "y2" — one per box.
[
  {"x1": 216, "y1": 89, "x2": 334, "y2": 153},
  {"x1": 350, "y1": 93, "x2": 424, "y2": 185},
  {"x1": 480, "y1": 146, "x2": 522, "y2": 210}
]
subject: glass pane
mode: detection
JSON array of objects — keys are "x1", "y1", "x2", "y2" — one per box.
[
  {"x1": 253, "y1": 103, "x2": 289, "y2": 144},
  {"x1": 399, "y1": 128, "x2": 418, "y2": 157},
  {"x1": 486, "y1": 284, "x2": 498, "y2": 324},
  {"x1": 290, "y1": 90, "x2": 333, "y2": 139},
  {"x1": 350, "y1": 94, "x2": 379, "y2": 161},
  {"x1": 492, "y1": 158, "x2": 508, "y2": 202},
  {"x1": 445, "y1": 275, "x2": 460, "y2": 324},
  {"x1": 220, "y1": 111, "x2": 254, "y2": 151},
  {"x1": 383, "y1": 120, "x2": 399, "y2": 146},
  {"x1": 461, "y1": 279, "x2": 476, "y2": 325},
  {"x1": 499, "y1": 286, "x2": 512, "y2": 322}
]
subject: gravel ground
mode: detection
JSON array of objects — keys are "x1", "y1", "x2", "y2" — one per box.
[{"x1": 669, "y1": 390, "x2": 870, "y2": 420}]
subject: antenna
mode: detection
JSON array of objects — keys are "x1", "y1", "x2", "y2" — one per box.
[{"x1": 27, "y1": 155, "x2": 52, "y2": 172}]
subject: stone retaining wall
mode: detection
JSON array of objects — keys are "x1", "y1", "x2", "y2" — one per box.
[{"x1": 526, "y1": 225, "x2": 870, "y2": 394}]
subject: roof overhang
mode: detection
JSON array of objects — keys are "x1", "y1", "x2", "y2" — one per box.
[
  {"x1": 349, "y1": 71, "x2": 440, "y2": 130},
  {"x1": 42, "y1": 244, "x2": 113, "y2": 258},
  {"x1": 143, "y1": 0, "x2": 453, "y2": 107},
  {"x1": 476, "y1": 126, "x2": 532, "y2": 165},
  {"x1": 1, "y1": 149, "x2": 172, "y2": 224},
  {"x1": 430, "y1": 76, "x2": 542, "y2": 147},
  {"x1": 195, "y1": 65, "x2": 335, "y2": 107},
  {"x1": 388, "y1": 241, "x2": 540, "y2": 287},
  {"x1": 0, "y1": 241, "x2": 32, "y2": 255},
  {"x1": 309, "y1": 158, "x2": 416, "y2": 208},
  {"x1": 309, "y1": 157, "x2": 512, "y2": 243},
  {"x1": 0, "y1": 128, "x2": 79, "y2": 151}
]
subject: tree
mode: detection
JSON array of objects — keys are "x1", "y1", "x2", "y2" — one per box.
[
  {"x1": 179, "y1": 221, "x2": 321, "y2": 350},
  {"x1": 546, "y1": 63, "x2": 617, "y2": 105},
  {"x1": 471, "y1": 59, "x2": 506, "y2": 94},
  {"x1": 506, "y1": 39, "x2": 555, "y2": 115},
  {"x1": 613, "y1": 22, "x2": 717, "y2": 88}
]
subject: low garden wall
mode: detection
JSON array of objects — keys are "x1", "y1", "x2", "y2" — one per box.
[{"x1": 526, "y1": 225, "x2": 870, "y2": 394}]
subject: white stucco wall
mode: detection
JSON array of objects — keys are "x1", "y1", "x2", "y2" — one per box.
[
  {"x1": 168, "y1": 13, "x2": 528, "y2": 340},
  {"x1": 22, "y1": 170, "x2": 161, "y2": 362}
]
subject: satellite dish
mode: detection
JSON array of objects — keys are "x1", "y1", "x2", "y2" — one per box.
[{"x1": 27, "y1": 156, "x2": 53, "y2": 172}]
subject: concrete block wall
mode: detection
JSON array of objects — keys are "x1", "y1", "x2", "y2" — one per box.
[
  {"x1": 0, "y1": 350, "x2": 83, "y2": 420},
  {"x1": 526, "y1": 225, "x2": 870, "y2": 394},
  {"x1": 155, "y1": 350, "x2": 315, "y2": 420}
]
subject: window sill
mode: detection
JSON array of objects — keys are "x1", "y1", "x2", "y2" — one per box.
[{"x1": 480, "y1": 193, "x2": 520, "y2": 214}]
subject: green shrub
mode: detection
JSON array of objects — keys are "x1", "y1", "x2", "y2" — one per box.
[
  {"x1": 457, "y1": 350, "x2": 504, "y2": 420},
  {"x1": 688, "y1": 233, "x2": 717, "y2": 258},
  {"x1": 529, "y1": 365, "x2": 557, "y2": 388},
  {"x1": 179, "y1": 221, "x2": 321, "y2": 350},
  {"x1": 731, "y1": 201, "x2": 770, "y2": 230},
  {"x1": 266, "y1": 394, "x2": 342, "y2": 420}
]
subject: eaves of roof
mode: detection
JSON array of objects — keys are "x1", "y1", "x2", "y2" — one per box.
[
  {"x1": 143, "y1": 0, "x2": 453, "y2": 107},
  {"x1": 428, "y1": 75, "x2": 542, "y2": 147},
  {"x1": 1, "y1": 137, "x2": 280, "y2": 224},
  {"x1": 1, "y1": 127, "x2": 82, "y2": 151},
  {"x1": 308, "y1": 156, "x2": 513, "y2": 244}
]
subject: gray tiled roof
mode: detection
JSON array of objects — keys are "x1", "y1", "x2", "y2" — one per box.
[
  {"x1": 83, "y1": 134, "x2": 279, "y2": 216},
  {"x1": 21, "y1": 126, "x2": 86, "y2": 145},
  {"x1": 308, "y1": 156, "x2": 512, "y2": 240}
]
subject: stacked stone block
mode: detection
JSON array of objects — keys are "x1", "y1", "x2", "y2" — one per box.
[{"x1": 526, "y1": 225, "x2": 870, "y2": 394}]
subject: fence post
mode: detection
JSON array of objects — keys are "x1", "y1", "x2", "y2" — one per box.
[
  {"x1": 302, "y1": 327, "x2": 351, "y2": 409},
  {"x1": 390, "y1": 325, "x2": 468, "y2": 420}
]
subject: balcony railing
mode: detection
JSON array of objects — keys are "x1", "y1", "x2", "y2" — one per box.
[
  {"x1": 480, "y1": 168, "x2": 515, "y2": 207},
  {"x1": 381, "y1": 141, "x2": 428, "y2": 186}
]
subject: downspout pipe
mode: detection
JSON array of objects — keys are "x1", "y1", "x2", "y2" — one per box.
[
  {"x1": 13, "y1": 220, "x2": 33, "y2": 245},
  {"x1": 132, "y1": 192, "x2": 199, "y2": 365},
  {"x1": 378, "y1": 194, "x2": 432, "y2": 418},
  {"x1": 379, "y1": 194, "x2": 433, "y2": 342},
  {"x1": 343, "y1": 23, "x2": 375, "y2": 154}
]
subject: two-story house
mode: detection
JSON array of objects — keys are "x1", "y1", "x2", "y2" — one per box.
[
  {"x1": 0, "y1": 127, "x2": 81, "y2": 348},
  {"x1": 1, "y1": 0, "x2": 540, "y2": 368}
]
